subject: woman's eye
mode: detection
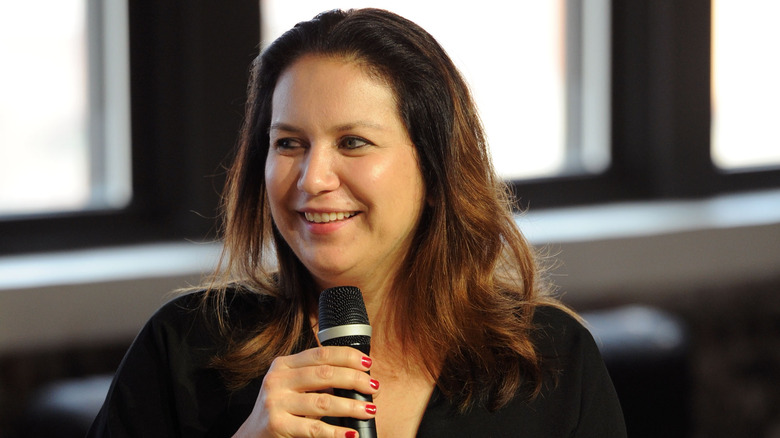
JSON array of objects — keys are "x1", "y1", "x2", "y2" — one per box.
[
  {"x1": 273, "y1": 138, "x2": 302, "y2": 150},
  {"x1": 340, "y1": 136, "x2": 370, "y2": 150}
]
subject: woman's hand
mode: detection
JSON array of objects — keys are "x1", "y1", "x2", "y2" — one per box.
[{"x1": 233, "y1": 346, "x2": 379, "y2": 438}]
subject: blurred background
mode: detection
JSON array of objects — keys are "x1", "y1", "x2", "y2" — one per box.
[{"x1": 1, "y1": 1, "x2": 778, "y2": 437}]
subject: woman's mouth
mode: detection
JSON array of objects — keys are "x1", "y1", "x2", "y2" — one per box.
[{"x1": 303, "y1": 211, "x2": 358, "y2": 223}]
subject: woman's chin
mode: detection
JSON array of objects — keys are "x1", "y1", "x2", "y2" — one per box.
[{"x1": 304, "y1": 262, "x2": 357, "y2": 290}]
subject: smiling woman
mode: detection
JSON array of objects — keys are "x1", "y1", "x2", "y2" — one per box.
[
  {"x1": 265, "y1": 54, "x2": 426, "y2": 298},
  {"x1": 88, "y1": 8, "x2": 625, "y2": 437}
]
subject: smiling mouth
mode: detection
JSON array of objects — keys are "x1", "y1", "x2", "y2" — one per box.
[{"x1": 303, "y1": 211, "x2": 358, "y2": 223}]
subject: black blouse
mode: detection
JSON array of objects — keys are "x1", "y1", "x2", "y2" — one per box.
[{"x1": 88, "y1": 290, "x2": 626, "y2": 437}]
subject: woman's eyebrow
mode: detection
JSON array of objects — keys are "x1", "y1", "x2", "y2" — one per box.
[
  {"x1": 269, "y1": 121, "x2": 386, "y2": 134},
  {"x1": 268, "y1": 122, "x2": 302, "y2": 134},
  {"x1": 332, "y1": 121, "x2": 385, "y2": 132}
]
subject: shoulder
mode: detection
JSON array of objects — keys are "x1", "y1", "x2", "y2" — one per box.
[
  {"x1": 532, "y1": 304, "x2": 582, "y2": 328},
  {"x1": 420, "y1": 305, "x2": 626, "y2": 436},
  {"x1": 150, "y1": 286, "x2": 275, "y2": 330},
  {"x1": 531, "y1": 305, "x2": 591, "y2": 353},
  {"x1": 90, "y1": 287, "x2": 274, "y2": 436},
  {"x1": 530, "y1": 305, "x2": 606, "y2": 378},
  {"x1": 139, "y1": 286, "x2": 277, "y2": 358},
  {"x1": 530, "y1": 305, "x2": 628, "y2": 436}
]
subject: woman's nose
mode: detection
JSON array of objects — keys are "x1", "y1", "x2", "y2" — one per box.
[{"x1": 296, "y1": 145, "x2": 339, "y2": 195}]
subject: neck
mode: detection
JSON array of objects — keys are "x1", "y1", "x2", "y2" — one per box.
[{"x1": 313, "y1": 273, "x2": 395, "y2": 327}]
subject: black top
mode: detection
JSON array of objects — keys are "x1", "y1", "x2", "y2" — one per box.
[{"x1": 88, "y1": 290, "x2": 626, "y2": 437}]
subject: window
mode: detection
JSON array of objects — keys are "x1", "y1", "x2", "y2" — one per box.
[
  {"x1": 507, "y1": 1, "x2": 779, "y2": 210},
  {"x1": 0, "y1": 1, "x2": 260, "y2": 254},
  {"x1": 0, "y1": 1, "x2": 130, "y2": 217},
  {"x1": 261, "y1": 0, "x2": 611, "y2": 180},
  {"x1": 711, "y1": 0, "x2": 780, "y2": 170},
  {"x1": 3, "y1": 1, "x2": 778, "y2": 255}
]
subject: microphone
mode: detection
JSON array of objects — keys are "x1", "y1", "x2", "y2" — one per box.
[{"x1": 318, "y1": 286, "x2": 377, "y2": 438}]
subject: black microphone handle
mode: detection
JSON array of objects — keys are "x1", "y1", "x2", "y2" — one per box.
[
  {"x1": 318, "y1": 286, "x2": 377, "y2": 438},
  {"x1": 321, "y1": 342, "x2": 377, "y2": 438},
  {"x1": 333, "y1": 388, "x2": 376, "y2": 437}
]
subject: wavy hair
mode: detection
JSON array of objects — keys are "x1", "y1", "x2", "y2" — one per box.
[{"x1": 208, "y1": 8, "x2": 565, "y2": 411}]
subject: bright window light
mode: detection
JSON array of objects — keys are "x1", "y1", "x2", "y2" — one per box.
[
  {"x1": 261, "y1": 0, "x2": 611, "y2": 180},
  {"x1": 0, "y1": 1, "x2": 131, "y2": 217},
  {"x1": 712, "y1": 0, "x2": 780, "y2": 170}
]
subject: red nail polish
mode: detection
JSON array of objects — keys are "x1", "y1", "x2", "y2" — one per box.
[
  {"x1": 345, "y1": 432, "x2": 357, "y2": 438},
  {"x1": 361, "y1": 356, "x2": 372, "y2": 368},
  {"x1": 365, "y1": 404, "x2": 377, "y2": 415},
  {"x1": 369, "y1": 378, "x2": 380, "y2": 390}
]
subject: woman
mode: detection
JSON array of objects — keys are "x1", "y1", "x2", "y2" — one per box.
[{"x1": 89, "y1": 8, "x2": 625, "y2": 437}]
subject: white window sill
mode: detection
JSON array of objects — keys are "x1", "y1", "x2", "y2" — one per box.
[
  {"x1": 518, "y1": 188, "x2": 780, "y2": 243},
  {"x1": 0, "y1": 242, "x2": 222, "y2": 291},
  {"x1": 518, "y1": 188, "x2": 780, "y2": 305}
]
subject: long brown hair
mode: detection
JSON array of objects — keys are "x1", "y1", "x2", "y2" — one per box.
[{"x1": 209, "y1": 8, "x2": 565, "y2": 411}]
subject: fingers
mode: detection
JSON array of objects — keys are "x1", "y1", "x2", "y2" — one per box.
[
  {"x1": 266, "y1": 414, "x2": 364, "y2": 438},
  {"x1": 261, "y1": 375, "x2": 378, "y2": 419},
  {"x1": 247, "y1": 346, "x2": 379, "y2": 437},
  {"x1": 270, "y1": 347, "x2": 378, "y2": 395},
  {"x1": 281, "y1": 345, "x2": 372, "y2": 372},
  {"x1": 296, "y1": 392, "x2": 377, "y2": 419}
]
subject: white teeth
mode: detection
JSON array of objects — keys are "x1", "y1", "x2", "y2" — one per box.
[{"x1": 304, "y1": 211, "x2": 356, "y2": 223}]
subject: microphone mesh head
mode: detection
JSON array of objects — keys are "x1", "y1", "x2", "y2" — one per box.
[{"x1": 318, "y1": 286, "x2": 370, "y2": 330}]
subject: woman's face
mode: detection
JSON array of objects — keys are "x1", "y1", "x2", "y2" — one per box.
[{"x1": 265, "y1": 54, "x2": 426, "y2": 295}]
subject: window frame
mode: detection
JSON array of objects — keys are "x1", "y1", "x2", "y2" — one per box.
[
  {"x1": 2, "y1": 0, "x2": 778, "y2": 255},
  {"x1": 512, "y1": 0, "x2": 780, "y2": 210},
  {"x1": 0, "y1": 1, "x2": 260, "y2": 255}
]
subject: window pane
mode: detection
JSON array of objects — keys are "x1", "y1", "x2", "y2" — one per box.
[
  {"x1": 260, "y1": 1, "x2": 610, "y2": 180},
  {"x1": 0, "y1": 1, "x2": 131, "y2": 217},
  {"x1": 712, "y1": 0, "x2": 780, "y2": 170}
]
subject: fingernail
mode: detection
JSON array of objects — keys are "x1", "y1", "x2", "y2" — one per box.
[
  {"x1": 369, "y1": 378, "x2": 380, "y2": 390},
  {"x1": 345, "y1": 432, "x2": 357, "y2": 438},
  {"x1": 365, "y1": 404, "x2": 377, "y2": 415},
  {"x1": 361, "y1": 356, "x2": 372, "y2": 368}
]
